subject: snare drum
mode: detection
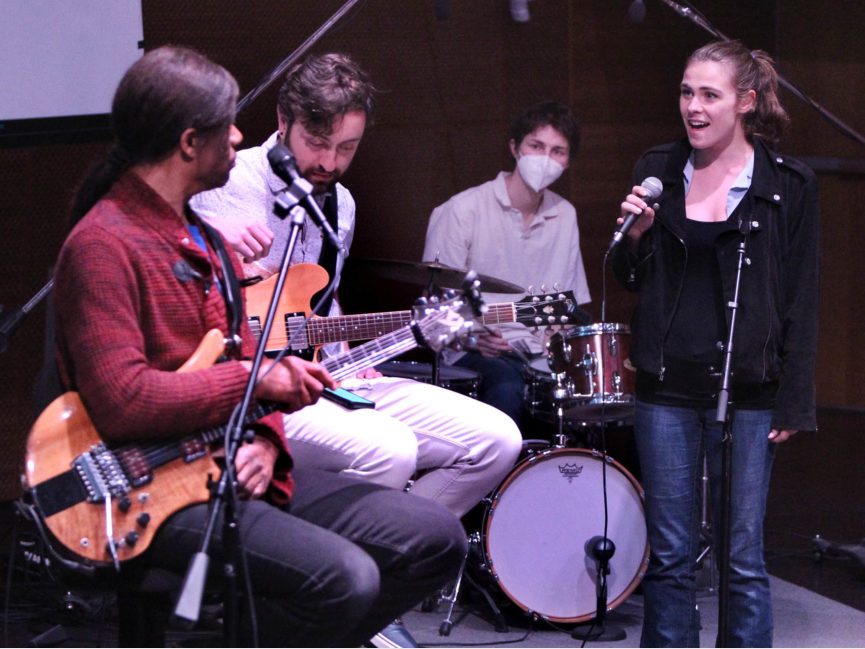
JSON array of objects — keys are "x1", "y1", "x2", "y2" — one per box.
[
  {"x1": 479, "y1": 445, "x2": 648, "y2": 623},
  {"x1": 375, "y1": 360, "x2": 480, "y2": 399},
  {"x1": 546, "y1": 322, "x2": 636, "y2": 424}
]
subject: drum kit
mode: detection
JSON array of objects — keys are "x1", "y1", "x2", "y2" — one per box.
[{"x1": 360, "y1": 259, "x2": 648, "y2": 632}]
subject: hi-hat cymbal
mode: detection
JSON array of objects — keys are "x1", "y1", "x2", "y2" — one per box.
[{"x1": 348, "y1": 258, "x2": 525, "y2": 294}]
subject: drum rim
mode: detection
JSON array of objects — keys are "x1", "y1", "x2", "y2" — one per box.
[
  {"x1": 569, "y1": 321, "x2": 631, "y2": 336},
  {"x1": 481, "y1": 446, "x2": 649, "y2": 624}
]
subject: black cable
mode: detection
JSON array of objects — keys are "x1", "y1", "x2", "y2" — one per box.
[{"x1": 574, "y1": 249, "x2": 616, "y2": 647}]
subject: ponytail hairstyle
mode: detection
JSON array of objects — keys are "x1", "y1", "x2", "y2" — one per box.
[
  {"x1": 688, "y1": 40, "x2": 789, "y2": 145},
  {"x1": 69, "y1": 46, "x2": 239, "y2": 226}
]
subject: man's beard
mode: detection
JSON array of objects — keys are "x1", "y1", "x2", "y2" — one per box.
[{"x1": 304, "y1": 168, "x2": 339, "y2": 194}]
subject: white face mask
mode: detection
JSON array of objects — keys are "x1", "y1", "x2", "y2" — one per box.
[{"x1": 516, "y1": 154, "x2": 566, "y2": 193}]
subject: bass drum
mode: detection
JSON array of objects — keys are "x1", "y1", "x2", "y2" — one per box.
[{"x1": 480, "y1": 446, "x2": 648, "y2": 623}]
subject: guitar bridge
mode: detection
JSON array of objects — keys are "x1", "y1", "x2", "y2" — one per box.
[{"x1": 73, "y1": 443, "x2": 132, "y2": 503}]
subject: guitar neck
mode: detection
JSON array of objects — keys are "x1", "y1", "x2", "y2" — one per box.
[
  {"x1": 306, "y1": 303, "x2": 517, "y2": 347},
  {"x1": 320, "y1": 323, "x2": 419, "y2": 380}
]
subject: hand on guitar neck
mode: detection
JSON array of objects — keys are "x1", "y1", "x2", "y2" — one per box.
[{"x1": 240, "y1": 355, "x2": 337, "y2": 413}]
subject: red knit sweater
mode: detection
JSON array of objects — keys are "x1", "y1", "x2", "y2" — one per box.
[{"x1": 53, "y1": 172, "x2": 294, "y2": 504}]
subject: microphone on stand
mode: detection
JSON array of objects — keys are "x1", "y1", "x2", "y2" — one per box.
[
  {"x1": 586, "y1": 535, "x2": 616, "y2": 564},
  {"x1": 607, "y1": 176, "x2": 663, "y2": 252},
  {"x1": 267, "y1": 143, "x2": 346, "y2": 256}
]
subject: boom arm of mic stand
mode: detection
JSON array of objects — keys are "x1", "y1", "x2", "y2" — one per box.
[
  {"x1": 236, "y1": 0, "x2": 364, "y2": 113},
  {"x1": 0, "y1": 278, "x2": 55, "y2": 354}
]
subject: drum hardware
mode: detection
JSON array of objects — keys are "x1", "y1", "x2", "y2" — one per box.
[
  {"x1": 528, "y1": 323, "x2": 635, "y2": 427},
  {"x1": 552, "y1": 371, "x2": 571, "y2": 448},
  {"x1": 429, "y1": 531, "x2": 511, "y2": 636},
  {"x1": 435, "y1": 540, "x2": 467, "y2": 636}
]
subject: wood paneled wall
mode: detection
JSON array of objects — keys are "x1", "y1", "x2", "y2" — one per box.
[{"x1": 1, "y1": 0, "x2": 862, "y2": 499}]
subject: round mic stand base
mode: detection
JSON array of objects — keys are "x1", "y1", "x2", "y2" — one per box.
[{"x1": 570, "y1": 537, "x2": 628, "y2": 643}]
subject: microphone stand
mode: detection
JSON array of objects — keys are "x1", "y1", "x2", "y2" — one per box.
[
  {"x1": 714, "y1": 223, "x2": 751, "y2": 647},
  {"x1": 571, "y1": 250, "x2": 626, "y2": 644},
  {"x1": 172, "y1": 177, "x2": 334, "y2": 646},
  {"x1": 0, "y1": 279, "x2": 54, "y2": 354}
]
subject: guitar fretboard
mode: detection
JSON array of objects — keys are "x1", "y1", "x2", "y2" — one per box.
[{"x1": 304, "y1": 303, "x2": 519, "y2": 347}]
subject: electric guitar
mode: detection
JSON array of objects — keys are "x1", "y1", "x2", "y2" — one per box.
[
  {"x1": 245, "y1": 263, "x2": 583, "y2": 356},
  {"x1": 23, "y1": 289, "x2": 480, "y2": 566}
]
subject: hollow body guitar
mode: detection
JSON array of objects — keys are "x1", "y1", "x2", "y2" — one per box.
[
  {"x1": 24, "y1": 292, "x2": 477, "y2": 565},
  {"x1": 245, "y1": 263, "x2": 582, "y2": 357}
]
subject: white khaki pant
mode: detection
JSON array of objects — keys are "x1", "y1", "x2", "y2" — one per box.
[{"x1": 282, "y1": 377, "x2": 523, "y2": 517}]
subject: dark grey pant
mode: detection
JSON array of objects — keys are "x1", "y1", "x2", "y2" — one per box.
[{"x1": 144, "y1": 465, "x2": 467, "y2": 647}]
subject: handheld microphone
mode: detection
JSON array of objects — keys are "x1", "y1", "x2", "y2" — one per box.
[
  {"x1": 267, "y1": 143, "x2": 346, "y2": 256},
  {"x1": 608, "y1": 176, "x2": 663, "y2": 251}
]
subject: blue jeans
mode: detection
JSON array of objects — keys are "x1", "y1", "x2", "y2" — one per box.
[
  {"x1": 454, "y1": 351, "x2": 526, "y2": 425},
  {"x1": 633, "y1": 400, "x2": 776, "y2": 647}
]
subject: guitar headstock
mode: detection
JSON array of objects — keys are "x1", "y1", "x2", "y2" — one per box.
[
  {"x1": 411, "y1": 274, "x2": 486, "y2": 353},
  {"x1": 513, "y1": 290, "x2": 590, "y2": 328}
]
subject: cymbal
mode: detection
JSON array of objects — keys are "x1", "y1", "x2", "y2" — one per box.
[{"x1": 348, "y1": 258, "x2": 525, "y2": 294}]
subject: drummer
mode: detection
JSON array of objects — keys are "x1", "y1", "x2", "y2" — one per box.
[{"x1": 423, "y1": 100, "x2": 592, "y2": 428}]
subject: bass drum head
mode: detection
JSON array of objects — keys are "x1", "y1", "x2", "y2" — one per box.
[{"x1": 483, "y1": 447, "x2": 648, "y2": 623}]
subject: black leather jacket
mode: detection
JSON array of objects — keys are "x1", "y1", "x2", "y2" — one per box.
[{"x1": 613, "y1": 138, "x2": 820, "y2": 431}]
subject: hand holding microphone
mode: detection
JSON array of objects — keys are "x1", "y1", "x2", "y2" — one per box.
[{"x1": 609, "y1": 176, "x2": 663, "y2": 251}]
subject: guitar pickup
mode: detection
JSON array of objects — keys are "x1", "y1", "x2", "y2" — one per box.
[{"x1": 180, "y1": 438, "x2": 208, "y2": 463}]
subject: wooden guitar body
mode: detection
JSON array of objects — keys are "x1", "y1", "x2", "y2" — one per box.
[{"x1": 24, "y1": 329, "x2": 225, "y2": 564}]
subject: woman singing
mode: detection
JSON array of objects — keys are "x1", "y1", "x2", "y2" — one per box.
[{"x1": 613, "y1": 40, "x2": 820, "y2": 647}]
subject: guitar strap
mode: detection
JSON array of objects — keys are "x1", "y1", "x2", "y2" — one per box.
[
  {"x1": 312, "y1": 190, "x2": 340, "y2": 316},
  {"x1": 199, "y1": 219, "x2": 244, "y2": 350}
]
